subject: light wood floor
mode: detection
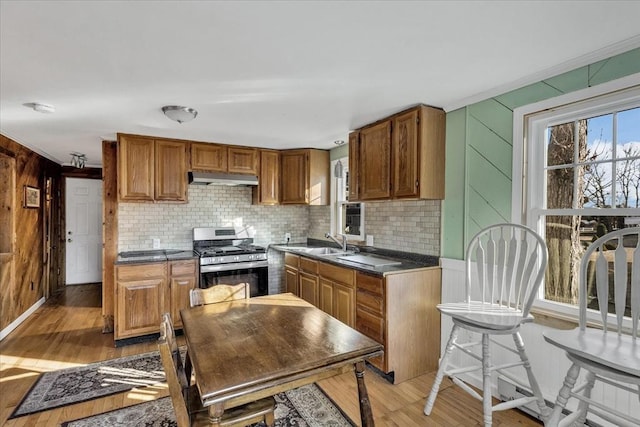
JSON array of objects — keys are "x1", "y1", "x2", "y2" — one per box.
[{"x1": 0, "y1": 284, "x2": 543, "y2": 426}]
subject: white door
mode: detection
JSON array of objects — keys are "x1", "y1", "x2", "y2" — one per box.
[{"x1": 66, "y1": 178, "x2": 102, "y2": 285}]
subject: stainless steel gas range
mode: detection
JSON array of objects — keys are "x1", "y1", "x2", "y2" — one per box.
[{"x1": 193, "y1": 227, "x2": 268, "y2": 297}]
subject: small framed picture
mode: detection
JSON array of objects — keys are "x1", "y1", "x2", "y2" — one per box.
[{"x1": 24, "y1": 185, "x2": 40, "y2": 208}]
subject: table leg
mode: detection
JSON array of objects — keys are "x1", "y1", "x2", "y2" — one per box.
[{"x1": 354, "y1": 361, "x2": 375, "y2": 427}]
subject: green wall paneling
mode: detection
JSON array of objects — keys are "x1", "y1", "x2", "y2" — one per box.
[
  {"x1": 588, "y1": 48, "x2": 640, "y2": 87},
  {"x1": 468, "y1": 98, "x2": 513, "y2": 143},
  {"x1": 467, "y1": 116, "x2": 513, "y2": 178},
  {"x1": 543, "y1": 67, "x2": 589, "y2": 94},
  {"x1": 441, "y1": 108, "x2": 467, "y2": 259},
  {"x1": 494, "y1": 81, "x2": 563, "y2": 111},
  {"x1": 466, "y1": 148, "x2": 512, "y2": 222}
]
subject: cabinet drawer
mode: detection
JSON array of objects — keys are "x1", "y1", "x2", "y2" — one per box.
[
  {"x1": 284, "y1": 252, "x2": 299, "y2": 269},
  {"x1": 356, "y1": 272, "x2": 383, "y2": 296},
  {"x1": 116, "y1": 263, "x2": 166, "y2": 280},
  {"x1": 319, "y1": 262, "x2": 354, "y2": 287},
  {"x1": 357, "y1": 290, "x2": 384, "y2": 316},
  {"x1": 299, "y1": 257, "x2": 318, "y2": 274},
  {"x1": 169, "y1": 260, "x2": 196, "y2": 276},
  {"x1": 356, "y1": 307, "x2": 385, "y2": 344}
]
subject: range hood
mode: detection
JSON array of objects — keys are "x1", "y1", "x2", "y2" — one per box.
[{"x1": 188, "y1": 171, "x2": 258, "y2": 186}]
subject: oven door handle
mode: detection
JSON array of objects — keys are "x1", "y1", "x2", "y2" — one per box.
[{"x1": 200, "y1": 260, "x2": 269, "y2": 273}]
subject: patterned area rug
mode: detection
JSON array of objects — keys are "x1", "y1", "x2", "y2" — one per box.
[
  {"x1": 60, "y1": 384, "x2": 355, "y2": 427},
  {"x1": 10, "y1": 349, "x2": 174, "y2": 418}
]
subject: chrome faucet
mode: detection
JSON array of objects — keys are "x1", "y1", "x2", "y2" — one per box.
[{"x1": 325, "y1": 232, "x2": 347, "y2": 251}]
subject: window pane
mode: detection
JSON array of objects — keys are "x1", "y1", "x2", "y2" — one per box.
[
  {"x1": 547, "y1": 121, "x2": 576, "y2": 167},
  {"x1": 544, "y1": 215, "x2": 637, "y2": 309},
  {"x1": 582, "y1": 162, "x2": 613, "y2": 208},
  {"x1": 584, "y1": 113, "x2": 613, "y2": 166},
  {"x1": 547, "y1": 167, "x2": 575, "y2": 208},
  {"x1": 615, "y1": 157, "x2": 640, "y2": 208},
  {"x1": 616, "y1": 107, "x2": 640, "y2": 159}
]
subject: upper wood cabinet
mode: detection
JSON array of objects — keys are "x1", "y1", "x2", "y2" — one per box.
[
  {"x1": 190, "y1": 142, "x2": 258, "y2": 175},
  {"x1": 253, "y1": 149, "x2": 280, "y2": 205},
  {"x1": 228, "y1": 146, "x2": 258, "y2": 175},
  {"x1": 349, "y1": 105, "x2": 445, "y2": 201},
  {"x1": 190, "y1": 142, "x2": 227, "y2": 172},
  {"x1": 155, "y1": 140, "x2": 188, "y2": 201},
  {"x1": 358, "y1": 121, "x2": 392, "y2": 200},
  {"x1": 280, "y1": 149, "x2": 329, "y2": 205},
  {"x1": 118, "y1": 134, "x2": 187, "y2": 203}
]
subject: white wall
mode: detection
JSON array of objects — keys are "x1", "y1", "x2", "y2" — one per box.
[{"x1": 440, "y1": 258, "x2": 640, "y2": 426}]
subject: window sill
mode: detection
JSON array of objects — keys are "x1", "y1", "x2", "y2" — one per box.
[{"x1": 530, "y1": 305, "x2": 577, "y2": 330}]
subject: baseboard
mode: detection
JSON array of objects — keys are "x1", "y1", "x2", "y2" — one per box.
[{"x1": 0, "y1": 297, "x2": 45, "y2": 341}]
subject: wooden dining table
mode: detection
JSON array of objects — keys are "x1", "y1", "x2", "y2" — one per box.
[{"x1": 180, "y1": 292, "x2": 384, "y2": 426}]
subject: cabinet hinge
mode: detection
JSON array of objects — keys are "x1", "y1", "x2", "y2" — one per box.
[
  {"x1": 415, "y1": 179, "x2": 419, "y2": 188},
  {"x1": 416, "y1": 116, "x2": 420, "y2": 124}
]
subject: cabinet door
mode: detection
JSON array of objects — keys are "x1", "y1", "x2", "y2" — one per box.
[
  {"x1": 155, "y1": 140, "x2": 187, "y2": 202},
  {"x1": 255, "y1": 150, "x2": 280, "y2": 205},
  {"x1": 169, "y1": 260, "x2": 197, "y2": 328},
  {"x1": 333, "y1": 282, "x2": 355, "y2": 327},
  {"x1": 359, "y1": 121, "x2": 391, "y2": 200},
  {"x1": 190, "y1": 142, "x2": 228, "y2": 172},
  {"x1": 319, "y1": 278, "x2": 334, "y2": 316},
  {"x1": 299, "y1": 272, "x2": 318, "y2": 306},
  {"x1": 116, "y1": 278, "x2": 165, "y2": 339},
  {"x1": 228, "y1": 147, "x2": 258, "y2": 175},
  {"x1": 118, "y1": 135, "x2": 154, "y2": 201},
  {"x1": 392, "y1": 109, "x2": 420, "y2": 199},
  {"x1": 348, "y1": 131, "x2": 359, "y2": 201},
  {"x1": 280, "y1": 150, "x2": 308, "y2": 204},
  {"x1": 285, "y1": 266, "x2": 299, "y2": 295}
]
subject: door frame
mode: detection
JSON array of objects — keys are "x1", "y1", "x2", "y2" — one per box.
[{"x1": 61, "y1": 167, "x2": 102, "y2": 287}]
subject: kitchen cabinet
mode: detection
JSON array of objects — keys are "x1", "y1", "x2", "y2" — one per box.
[
  {"x1": 358, "y1": 121, "x2": 392, "y2": 200},
  {"x1": 318, "y1": 261, "x2": 355, "y2": 327},
  {"x1": 349, "y1": 105, "x2": 445, "y2": 201},
  {"x1": 355, "y1": 267, "x2": 441, "y2": 383},
  {"x1": 190, "y1": 142, "x2": 258, "y2": 175},
  {"x1": 190, "y1": 142, "x2": 227, "y2": 172},
  {"x1": 284, "y1": 253, "x2": 299, "y2": 295},
  {"x1": 118, "y1": 134, "x2": 187, "y2": 202},
  {"x1": 253, "y1": 149, "x2": 280, "y2": 205},
  {"x1": 298, "y1": 257, "x2": 319, "y2": 306},
  {"x1": 280, "y1": 149, "x2": 329, "y2": 205},
  {"x1": 227, "y1": 146, "x2": 258, "y2": 175},
  {"x1": 168, "y1": 259, "x2": 197, "y2": 329},
  {"x1": 115, "y1": 259, "x2": 197, "y2": 341}
]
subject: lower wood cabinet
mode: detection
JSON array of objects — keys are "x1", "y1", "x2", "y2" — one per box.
[
  {"x1": 355, "y1": 268, "x2": 441, "y2": 384},
  {"x1": 115, "y1": 259, "x2": 197, "y2": 341}
]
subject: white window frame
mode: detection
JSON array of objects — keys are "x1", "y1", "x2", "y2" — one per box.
[
  {"x1": 512, "y1": 73, "x2": 640, "y2": 321},
  {"x1": 330, "y1": 157, "x2": 365, "y2": 240}
]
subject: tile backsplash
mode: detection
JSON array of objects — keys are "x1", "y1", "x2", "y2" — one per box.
[{"x1": 118, "y1": 185, "x2": 441, "y2": 256}]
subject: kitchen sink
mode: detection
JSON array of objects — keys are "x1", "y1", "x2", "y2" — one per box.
[
  {"x1": 286, "y1": 246, "x2": 350, "y2": 256},
  {"x1": 335, "y1": 254, "x2": 402, "y2": 267}
]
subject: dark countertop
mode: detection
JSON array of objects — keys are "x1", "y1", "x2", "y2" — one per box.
[
  {"x1": 270, "y1": 240, "x2": 440, "y2": 277},
  {"x1": 115, "y1": 249, "x2": 197, "y2": 265}
]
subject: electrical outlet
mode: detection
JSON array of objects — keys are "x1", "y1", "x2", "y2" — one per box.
[
  {"x1": 285, "y1": 232, "x2": 291, "y2": 242},
  {"x1": 152, "y1": 238, "x2": 160, "y2": 249}
]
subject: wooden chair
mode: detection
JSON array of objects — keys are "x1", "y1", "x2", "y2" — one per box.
[
  {"x1": 190, "y1": 283, "x2": 250, "y2": 307},
  {"x1": 158, "y1": 313, "x2": 275, "y2": 427},
  {"x1": 543, "y1": 227, "x2": 640, "y2": 427},
  {"x1": 424, "y1": 223, "x2": 549, "y2": 426}
]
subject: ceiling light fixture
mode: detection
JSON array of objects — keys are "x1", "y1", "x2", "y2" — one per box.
[
  {"x1": 24, "y1": 102, "x2": 56, "y2": 113},
  {"x1": 334, "y1": 140, "x2": 345, "y2": 145},
  {"x1": 162, "y1": 105, "x2": 198, "y2": 123},
  {"x1": 70, "y1": 152, "x2": 87, "y2": 168}
]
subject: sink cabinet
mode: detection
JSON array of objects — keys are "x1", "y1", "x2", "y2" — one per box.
[
  {"x1": 115, "y1": 259, "x2": 197, "y2": 341},
  {"x1": 298, "y1": 257, "x2": 319, "y2": 306},
  {"x1": 318, "y1": 262, "x2": 355, "y2": 327},
  {"x1": 349, "y1": 105, "x2": 445, "y2": 201},
  {"x1": 284, "y1": 253, "x2": 299, "y2": 295}
]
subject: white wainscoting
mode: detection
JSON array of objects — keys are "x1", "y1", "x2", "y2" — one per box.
[{"x1": 440, "y1": 258, "x2": 639, "y2": 426}]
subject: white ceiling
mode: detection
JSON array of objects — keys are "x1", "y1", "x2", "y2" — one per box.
[{"x1": 2, "y1": 1, "x2": 640, "y2": 167}]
